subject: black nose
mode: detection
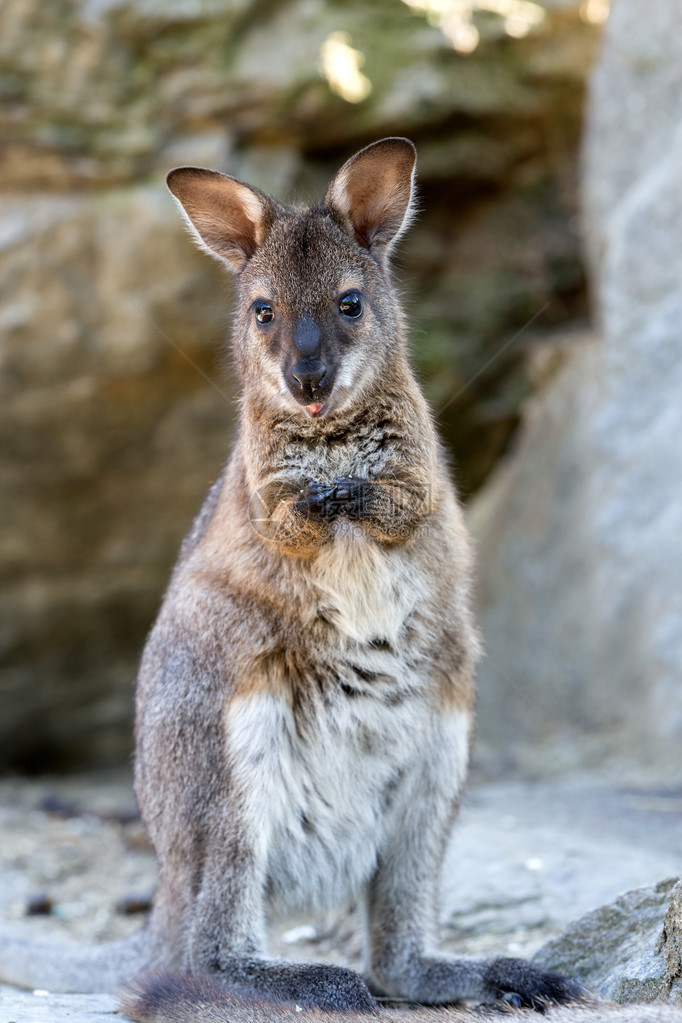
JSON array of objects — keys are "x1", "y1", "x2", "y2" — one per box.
[{"x1": 291, "y1": 358, "x2": 326, "y2": 399}]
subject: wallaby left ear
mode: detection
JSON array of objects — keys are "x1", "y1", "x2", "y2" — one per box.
[
  {"x1": 324, "y1": 137, "x2": 417, "y2": 259},
  {"x1": 166, "y1": 166, "x2": 275, "y2": 273}
]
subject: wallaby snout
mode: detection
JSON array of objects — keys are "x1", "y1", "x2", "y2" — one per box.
[
  {"x1": 288, "y1": 316, "x2": 329, "y2": 409},
  {"x1": 290, "y1": 356, "x2": 327, "y2": 400},
  {"x1": 293, "y1": 316, "x2": 322, "y2": 358}
]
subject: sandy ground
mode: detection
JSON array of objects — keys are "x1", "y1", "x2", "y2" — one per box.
[{"x1": 0, "y1": 771, "x2": 681, "y2": 1021}]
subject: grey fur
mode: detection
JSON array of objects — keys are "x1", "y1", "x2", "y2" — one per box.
[{"x1": 1, "y1": 140, "x2": 584, "y2": 1019}]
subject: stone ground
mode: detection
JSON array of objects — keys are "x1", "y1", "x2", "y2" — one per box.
[{"x1": 0, "y1": 772, "x2": 681, "y2": 1022}]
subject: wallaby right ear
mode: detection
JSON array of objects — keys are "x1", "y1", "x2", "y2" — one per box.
[
  {"x1": 166, "y1": 167, "x2": 274, "y2": 273},
  {"x1": 324, "y1": 138, "x2": 417, "y2": 260}
]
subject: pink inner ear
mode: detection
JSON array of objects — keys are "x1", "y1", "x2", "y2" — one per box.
[
  {"x1": 354, "y1": 185, "x2": 409, "y2": 246},
  {"x1": 325, "y1": 139, "x2": 416, "y2": 251},
  {"x1": 185, "y1": 180, "x2": 261, "y2": 262},
  {"x1": 167, "y1": 167, "x2": 268, "y2": 271},
  {"x1": 205, "y1": 193, "x2": 258, "y2": 259}
]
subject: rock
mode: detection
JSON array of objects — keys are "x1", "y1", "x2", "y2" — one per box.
[
  {"x1": 466, "y1": 329, "x2": 602, "y2": 776},
  {"x1": 470, "y1": 0, "x2": 682, "y2": 780},
  {"x1": 0, "y1": 188, "x2": 233, "y2": 770},
  {"x1": 582, "y1": 4, "x2": 682, "y2": 279},
  {"x1": 0, "y1": 1, "x2": 597, "y2": 188},
  {"x1": 534, "y1": 879, "x2": 682, "y2": 1004},
  {"x1": 663, "y1": 883, "x2": 682, "y2": 1002},
  {"x1": 0, "y1": 988, "x2": 118, "y2": 1023}
]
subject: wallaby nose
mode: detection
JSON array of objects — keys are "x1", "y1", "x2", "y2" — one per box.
[
  {"x1": 291, "y1": 358, "x2": 327, "y2": 399},
  {"x1": 294, "y1": 316, "x2": 322, "y2": 359}
]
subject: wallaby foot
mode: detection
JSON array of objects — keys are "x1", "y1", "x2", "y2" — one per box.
[
  {"x1": 482, "y1": 957, "x2": 587, "y2": 1009},
  {"x1": 373, "y1": 953, "x2": 585, "y2": 1009},
  {"x1": 205, "y1": 956, "x2": 376, "y2": 1012}
]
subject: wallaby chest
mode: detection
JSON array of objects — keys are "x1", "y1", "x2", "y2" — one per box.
[
  {"x1": 310, "y1": 526, "x2": 430, "y2": 645},
  {"x1": 225, "y1": 679, "x2": 433, "y2": 914},
  {"x1": 225, "y1": 532, "x2": 436, "y2": 913}
]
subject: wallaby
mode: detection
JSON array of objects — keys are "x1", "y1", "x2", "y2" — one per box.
[{"x1": 1, "y1": 139, "x2": 585, "y2": 1019}]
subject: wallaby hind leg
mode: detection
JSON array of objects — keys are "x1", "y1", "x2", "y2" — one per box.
[
  {"x1": 186, "y1": 817, "x2": 376, "y2": 1012},
  {"x1": 366, "y1": 708, "x2": 585, "y2": 1009}
]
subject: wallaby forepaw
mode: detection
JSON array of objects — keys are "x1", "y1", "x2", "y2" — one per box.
[
  {"x1": 484, "y1": 957, "x2": 588, "y2": 1009},
  {"x1": 295, "y1": 477, "x2": 368, "y2": 520},
  {"x1": 331, "y1": 477, "x2": 368, "y2": 519},
  {"x1": 295, "y1": 480, "x2": 338, "y2": 518}
]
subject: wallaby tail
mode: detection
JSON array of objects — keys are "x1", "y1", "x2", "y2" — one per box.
[
  {"x1": 0, "y1": 924, "x2": 153, "y2": 993},
  {"x1": 122, "y1": 971, "x2": 390, "y2": 1022}
]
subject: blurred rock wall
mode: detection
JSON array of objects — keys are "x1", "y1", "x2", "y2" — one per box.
[
  {"x1": 472, "y1": 0, "x2": 682, "y2": 781},
  {"x1": 0, "y1": 0, "x2": 598, "y2": 771}
]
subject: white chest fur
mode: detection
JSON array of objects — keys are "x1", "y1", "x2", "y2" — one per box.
[{"x1": 224, "y1": 688, "x2": 433, "y2": 915}]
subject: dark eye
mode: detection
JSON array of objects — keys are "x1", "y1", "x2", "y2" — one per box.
[
  {"x1": 255, "y1": 302, "x2": 275, "y2": 324},
  {"x1": 339, "y1": 291, "x2": 363, "y2": 318}
]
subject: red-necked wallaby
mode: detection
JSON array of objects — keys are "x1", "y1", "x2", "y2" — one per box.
[{"x1": 0, "y1": 139, "x2": 586, "y2": 1021}]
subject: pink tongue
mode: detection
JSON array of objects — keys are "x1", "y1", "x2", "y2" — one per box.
[{"x1": 306, "y1": 403, "x2": 323, "y2": 415}]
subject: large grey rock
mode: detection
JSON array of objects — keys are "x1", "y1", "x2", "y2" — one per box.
[
  {"x1": 583, "y1": 3, "x2": 682, "y2": 277},
  {"x1": 534, "y1": 879, "x2": 682, "y2": 1004},
  {"x1": 470, "y1": 0, "x2": 682, "y2": 780}
]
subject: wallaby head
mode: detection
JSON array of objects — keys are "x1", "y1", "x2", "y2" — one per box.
[{"x1": 166, "y1": 138, "x2": 416, "y2": 422}]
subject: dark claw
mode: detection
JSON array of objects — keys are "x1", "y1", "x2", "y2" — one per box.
[
  {"x1": 501, "y1": 992, "x2": 524, "y2": 1009},
  {"x1": 295, "y1": 480, "x2": 338, "y2": 518},
  {"x1": 331, "y1": 476, "x2": 368, "y2": 519},
  {"x1": 484, "y1": 957, "x2": 588, "y2": 1010}
]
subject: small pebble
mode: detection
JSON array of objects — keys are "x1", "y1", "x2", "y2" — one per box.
[
  {"x1": 38, "y1": 793, "x2": 81, "y2": 818},
  {"x1": 281, "y1": 924, "x2": 318, "y2": 944},
  {"x1": 116, "y1": 891, "x2": 154, "y2": 915},
  {"x1": 25, "y1": 892, "x2": 53, "y2": 916}
]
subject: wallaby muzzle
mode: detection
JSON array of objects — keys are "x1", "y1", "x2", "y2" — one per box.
[
  {"x1": 286, "y1": 315, "x2": 336, "y2": 411},
  {"x1": 290, "y1": 357, "x2": 328, "y2": 401}
]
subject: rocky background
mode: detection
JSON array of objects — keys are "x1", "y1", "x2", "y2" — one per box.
[
  {"x1": 3, "y1": 6, "x2": 682, "y2": 1018},
  {"x1": 471, "y1": 0, "x2": 682, "y2": 783},
  {"x1": 0, "y1": 0, "x2": 602, "y2": 772}
]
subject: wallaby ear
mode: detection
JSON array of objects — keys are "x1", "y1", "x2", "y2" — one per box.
[
  {"x1": 324, "y1": 138, "x2": 417, "y2": 259},
  {"x1": 166, "y1": 167, "x2": 274, "y2": 273}
]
